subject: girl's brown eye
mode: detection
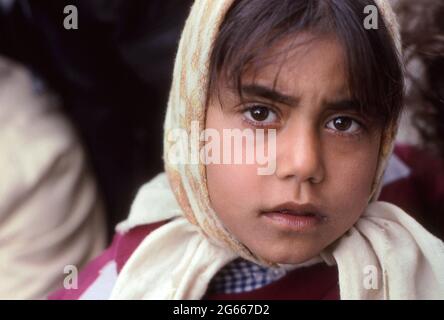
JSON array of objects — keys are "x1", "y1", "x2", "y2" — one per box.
[
  {"x1": 333, "y1": 117, "x2": 352, "y2": 131},
  {"x1": 243, "y1": 106, "x2": 278, "y2": 126},
  {"x1": 250, "y1": 106, "x2": 270, "y2": 121},
  {"x1": 326, "y1": 116, "x2": 361, "y2": 134}
]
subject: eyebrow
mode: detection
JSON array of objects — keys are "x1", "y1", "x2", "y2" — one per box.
[
  {"x1": 240, "y1": 84, "x2": 299, "y2": 106},
  {"x1": 240, "y1": 84, "x2": 363, "y2": 114},
  {"x1": 324, "y1": 99, "x2": 363, "y2": 113}
]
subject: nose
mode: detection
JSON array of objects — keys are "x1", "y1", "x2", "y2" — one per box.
[{"x1": 275, "y1": 123, "x2": 325, "y2": 185}]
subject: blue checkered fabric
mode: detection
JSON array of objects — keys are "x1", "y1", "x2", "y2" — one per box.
[{"x1": 206, "y1": 258, "x2": 291, "y2": 294}]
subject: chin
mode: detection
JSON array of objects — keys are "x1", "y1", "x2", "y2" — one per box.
[{"x1": 257, "y1": 246, "x2": 321, "y2": 266}]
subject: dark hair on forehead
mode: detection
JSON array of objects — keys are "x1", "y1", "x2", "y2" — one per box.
[{"x1": 207, "y1": 0, "x2": 404, "y2": 126}]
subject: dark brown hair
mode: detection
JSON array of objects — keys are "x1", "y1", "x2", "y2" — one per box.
[
  {"x1": 208, "y1": 0, "x2": 404, "y2": 127},
  {"x1": 396, "y1": 0, "x2": 444, "y2": 156}
]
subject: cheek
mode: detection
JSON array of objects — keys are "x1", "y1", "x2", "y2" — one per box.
[
  {"x1": 323, "y1": 137, "x2": 380, "y2": 226},
  {"x1": 205, "y1": 103, "x2": 261, "y2": 229},
  {"x1": 206, "y1": 162, "x2": 260, "y2": 223}
]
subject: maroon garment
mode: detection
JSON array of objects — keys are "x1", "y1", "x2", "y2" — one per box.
[
  {"x1": 203, "y1": 263, "x2": 339, "y2": 300},
  {"x1": 380, "y1": 145, "x2": 444, "y2": 240}
]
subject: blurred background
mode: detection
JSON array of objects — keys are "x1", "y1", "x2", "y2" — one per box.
[{"x1": 0, "y1": 0, "x2": 442, "y2": 299}]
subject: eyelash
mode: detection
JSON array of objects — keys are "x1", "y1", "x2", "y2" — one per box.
[
  {"x1": 240, "y1": 104, "x2": 281, "y2": 128},
  {"x1": 325, "y1": 117, "x2": 365, "y2": 138},
  {"x1": 240, "y1": 104, "x2": 366, "y2": 137}
]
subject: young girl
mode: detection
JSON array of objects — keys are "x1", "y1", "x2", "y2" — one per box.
[{"x1": 51, "y1": 0, "x2": 444, "y2": 300}]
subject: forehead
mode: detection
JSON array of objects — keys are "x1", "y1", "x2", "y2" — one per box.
[{"x1": 241, "y1": 33, "x2": 349, "y2": 99}]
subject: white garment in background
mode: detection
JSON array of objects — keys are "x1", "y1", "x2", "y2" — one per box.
[{"x1": 0, "y1": 57, "x2": 106, "y2": 299}]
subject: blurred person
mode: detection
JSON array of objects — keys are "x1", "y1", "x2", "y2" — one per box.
[
  {"x1": 0, "y1": 0, "x2": 193, "y2": 238},
  {"x1": 0, "y1": 56, "x2": 106, "y2": 299},
  {"x1": 379, "y1": 0, "x2": 444, "y2": 240}
]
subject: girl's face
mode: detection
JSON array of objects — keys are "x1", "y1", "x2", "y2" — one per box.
[{"x1": 205, "y1": 34, "x2": 382, "y2": 264}]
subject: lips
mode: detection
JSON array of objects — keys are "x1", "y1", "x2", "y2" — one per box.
[
  {"x1": 262, "y1": 201, "x2": 325, "y2": 218},
  {"x1": 261, "y1": 201, "x2": 325, "y2": 231},
  {"x1": 273, "y1": 210, "x2": 316, "y2": 217}
]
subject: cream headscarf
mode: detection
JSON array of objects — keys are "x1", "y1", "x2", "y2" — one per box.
[{"x1": 110, "y1": 0, "x2": 444, "y2": 299}]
